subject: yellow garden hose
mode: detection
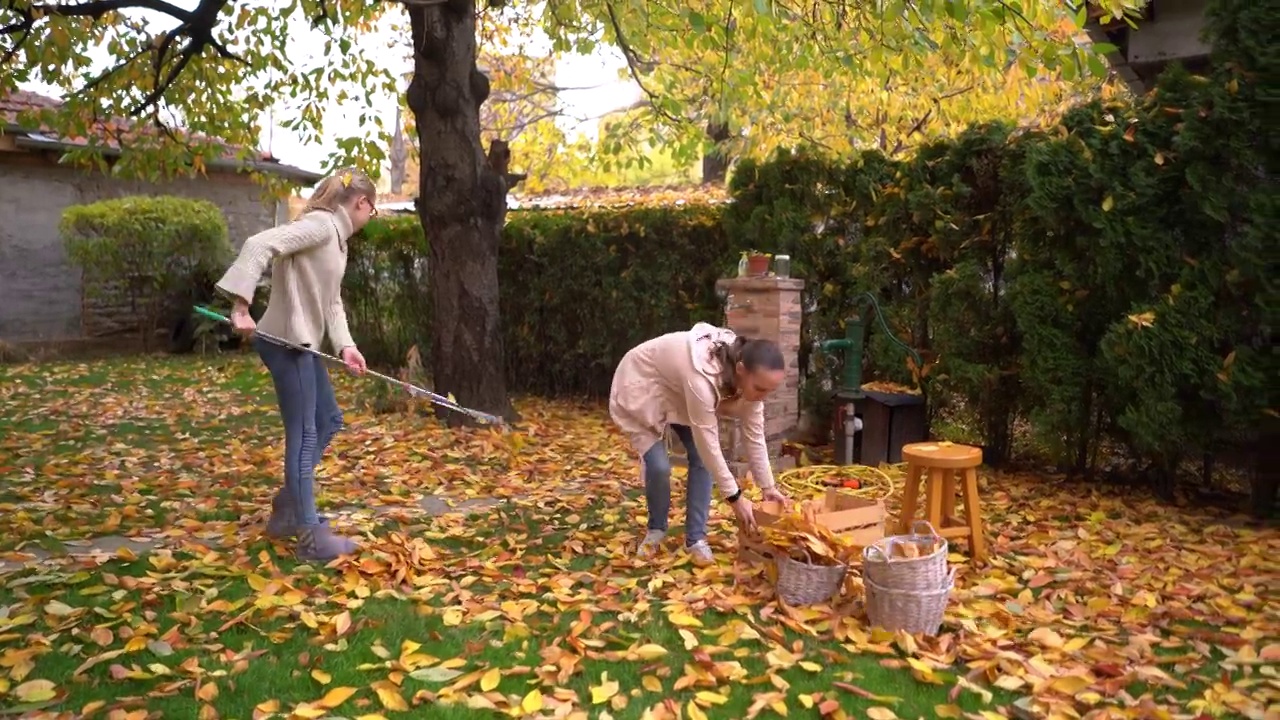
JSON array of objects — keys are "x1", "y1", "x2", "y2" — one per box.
[{"x1": 776, "y1": 463, "x2": 900, "y2": 501}]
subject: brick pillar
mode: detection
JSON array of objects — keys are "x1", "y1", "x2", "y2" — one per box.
[{"x1": 714, "y1": 277, "x2": 804, "y2": 466}]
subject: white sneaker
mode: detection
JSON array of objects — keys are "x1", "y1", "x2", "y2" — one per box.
[
  {"x1": 686, "y1": 540, "x2": 715, "y2": 567},
  {"x1": 637, "y1": 530, "x2": 666, "y2": 559}
]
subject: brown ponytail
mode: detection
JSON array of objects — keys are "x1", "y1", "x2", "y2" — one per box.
[{"x1": 711, "y1": 336, "x2": 784, "y2": 398}]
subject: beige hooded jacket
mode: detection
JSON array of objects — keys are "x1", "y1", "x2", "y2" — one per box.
[{"x1": 609, "y1": 322, "x2": 777, "y2": 497}]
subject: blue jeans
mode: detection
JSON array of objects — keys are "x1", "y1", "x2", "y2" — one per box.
[
  {"x1": 642, "y1": 424, "x2": 713, "y2": 546},
  {"x1": 256, "y1": 338, "x2": 343, "y2": 527}
]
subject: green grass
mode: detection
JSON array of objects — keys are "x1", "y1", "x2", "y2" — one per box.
[{"x1": 0, "y1": 352, "x2": 1274, "y2": 719}]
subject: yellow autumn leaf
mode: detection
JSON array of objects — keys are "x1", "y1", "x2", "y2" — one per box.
[
  {"x1": 1049, "y1": 674, "x2": 1093, "y2": 695},
  {"x1": 317, "y1": 686, "x2": 359, "y2": 709},
  {"x1": 480, "y1": 667, "x2": 501, "y2": 692},
  {"x1": 668, "y1": 612, "x2": 703, "y2": 627},
  {"x1": 591, "y1": 674, "x2": 619, "y2": 704},
  {"x1": 14, "y1": 679, "x2": 57, "y2": 703},
  {"x1": 521, "y1": 689, "x2": 544, "y2": 713},
  {"x1": 1028, "y1": 627, "x2": 1065, "y2": 648},
  {"x1": 642, "y1": 675, "x2": 663, "y2": 693},
  {"x1": 695, "y1": 691, "x2": 728, "y2": 705},
  {"x1": 934, "y1": 705, "x2": 963, "y2": 718},
  {"x1": 373, "y1": 681, "x2": 409, "y2": 711},
  {"x1": 678, "y1": 629, "x2": 699, "y2": 650},
  {"x1": 634, "y1": 643, "x2": 668, "y2": 660},
  {"x1": 686, "y1": 699, "x2": 709, "y2": 720},
  {"x1": 1102, "y1": 195, "x2": 1115, "y2": 212},
  {"x1": 292, "y1": 704, "x2": 327, "y2": 719},
  {"x1": 867, "y1": 707, "x2": 899, "y2": 720},
  {"x1": 311, "y1": 669, "x2": 332, "y2": 685},
  {"x1": 798, "y1": 661, "x2": 822, "y2": 672},
  {"x1": 333, "y1": 611, "x2": 352, "y2": 636}
]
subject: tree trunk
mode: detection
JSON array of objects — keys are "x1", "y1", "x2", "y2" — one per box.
[
  {"x1": 701, "y1": 120, "x2": 733, "y2": 186},
  {"x1": 406, "y1": 0, "x2": 516, "y2": 425}
]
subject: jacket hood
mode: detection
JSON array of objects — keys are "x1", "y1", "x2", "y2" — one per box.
[{"x1": 688, "y1": 322, "x2": 737, "y2": 380}]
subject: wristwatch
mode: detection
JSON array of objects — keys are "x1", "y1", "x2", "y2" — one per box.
[{"x1": 724, "y1": 487, "x2": 744, "y2": 505}]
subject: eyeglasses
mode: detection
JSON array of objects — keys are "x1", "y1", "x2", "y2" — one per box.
[{"x1": 364, "y1": 197, "x2": 379, "y2": 217}]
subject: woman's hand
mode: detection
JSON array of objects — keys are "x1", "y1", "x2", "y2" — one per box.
[
  {"x1": 340, "y1": 346, "x2": 368, "y2": 375},
  {"x1": 729, "y1": 496, "x2": 757, "y2": 533},
  {"x1": 229, "y1": 302, "x2": 256, "y2": 338},
  {"x1": 761, "y1": 485, "x2": 791, "y2": 508}
]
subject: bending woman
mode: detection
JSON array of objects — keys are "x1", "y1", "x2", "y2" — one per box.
[
  {"x1": 610, "y1": 322, "x2": 791, "y2": 566},
  {"x1": 215, "y1": 167, "x2": 377, "y2": 562}
]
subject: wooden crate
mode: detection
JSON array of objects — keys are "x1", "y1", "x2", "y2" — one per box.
[
  {"x1": 736, "y1": 500, "x2": 784, "y2": 564},
  {"x1": 807, "y1": 489, "x2": 888, "y2": 549}
]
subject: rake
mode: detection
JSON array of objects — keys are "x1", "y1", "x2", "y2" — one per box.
[{"x1": 193, "y1": 306, "x2": 506, "y2": 426}]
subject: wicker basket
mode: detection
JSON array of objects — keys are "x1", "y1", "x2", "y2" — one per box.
[
  {"x1": 864, "y1": 567, "x2": 956, "y2": 636},
  {"x1": 775, "y1": 552, "x2": 848, "y2": 606},
  {"x1": 862, "y1": 520, "x2": 949, "y2": 593}
]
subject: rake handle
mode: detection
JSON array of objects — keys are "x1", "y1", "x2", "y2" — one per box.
[{"x1": 193, "y1": 306, "x2": 505, "y2": 426}]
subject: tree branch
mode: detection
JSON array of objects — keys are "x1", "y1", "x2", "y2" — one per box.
[
  {"x1": 7, "y1": 0, "x2": 193, "y2": 25},
  {"x1": 603, "y1": 0, "x2": 682, "y2": 124},
  {"x1": 4, "y1": 0, "x2": 246, "y2": 118}
]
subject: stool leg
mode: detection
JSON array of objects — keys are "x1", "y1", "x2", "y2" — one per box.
[
  {"x1": 898, "y1": 464, "x2": 922, "y2": 534},
  {"x1": 962, "y1": 467, "x2": 987, "y2": 564},
  {"x1": 926, "y1": 468, "x2": 946, "y2": 531},
  {"x1": 941, "y1": 472, "x2": 957, "y2": 527}
]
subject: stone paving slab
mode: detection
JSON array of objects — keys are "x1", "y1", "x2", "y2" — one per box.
[
  {"x1": 0, "y1": 535, "x2": 161, "y2": 575},
  {"x1": 0, "y1": 494, "x2": 502, "y2": 575}
]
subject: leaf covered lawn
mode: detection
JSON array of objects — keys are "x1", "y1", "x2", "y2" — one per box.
[{"x1": 0, "y1": 355, "x2": 1275, "y2": 720}]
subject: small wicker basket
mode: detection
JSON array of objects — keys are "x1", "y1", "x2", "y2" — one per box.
[
  {"x1": 862, "y1": 520, "x2": 949, "y2": 592},
  {"x1": 864, "y1": 567, "x2": 956, "y2": 636},
  {"x1": 775, "y1": 552, "x2": 848, "y2": 606}
]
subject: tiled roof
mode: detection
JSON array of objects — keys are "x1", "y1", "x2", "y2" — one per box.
[
  {"x1": 0, "y1": 89, "x2": 321, "y2": 182},
  {"x1": 0, "y1": 89, "x2": 59, "y2": 124}
]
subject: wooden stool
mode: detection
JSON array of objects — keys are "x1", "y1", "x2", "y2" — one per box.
[{"x1": 897, "y1": 442, "x2": 987, "y2": 564}]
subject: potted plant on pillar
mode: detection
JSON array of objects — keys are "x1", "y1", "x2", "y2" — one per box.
[{"x1": 740, "y1": 250, "x2": 772, "y2": 277}]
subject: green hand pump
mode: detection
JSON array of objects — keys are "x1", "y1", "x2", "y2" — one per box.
[
  {"x1": 819, "y1": 291, "x2": 923, "y2": 397},
  {"x1": 819, "y1": 292, "x2": 924, "y2": 465}
]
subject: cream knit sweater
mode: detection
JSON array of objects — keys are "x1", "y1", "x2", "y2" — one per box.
[{"x1": 215, "y1": 207, "x2": 356, "y2": 354}]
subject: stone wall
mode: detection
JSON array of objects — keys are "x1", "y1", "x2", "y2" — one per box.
[{"x1": 0, "y1": 155, "x2": 288, "y2": 343}]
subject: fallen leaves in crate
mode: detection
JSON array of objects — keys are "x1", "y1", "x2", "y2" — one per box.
[{"x1": 755, "y1": 500, "x2": 864, "y2": 567}]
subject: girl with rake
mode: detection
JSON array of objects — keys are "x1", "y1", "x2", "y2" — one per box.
[{"x1": 215, "y1": 167, "x2": 377, "y2": 562}]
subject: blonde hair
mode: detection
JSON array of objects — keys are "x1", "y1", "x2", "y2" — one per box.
[{"x1": 302, "y1": 166, "x2": 376, "y2": 215}]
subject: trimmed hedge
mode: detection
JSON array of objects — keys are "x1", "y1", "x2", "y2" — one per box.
[
  {"x1": 346, "y1": 205, "x2": 744, "y2": 397},
  {"x1": 61, "y1": 195, "x2": 232, "y2": 349}
]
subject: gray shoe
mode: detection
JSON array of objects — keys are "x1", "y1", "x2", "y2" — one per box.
[
  {"x1": 686, "y1": 539, "x2": 715, "y2": 567},
  {"x1": 265, "y1": 491, "x2": 297, "y2": 539},
  {"x1": 636, "y1": 529, "x2": 666, "y2": 559},
  {"x1": 296, "y1": 521, "x2": 357, "y2": 562}
]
